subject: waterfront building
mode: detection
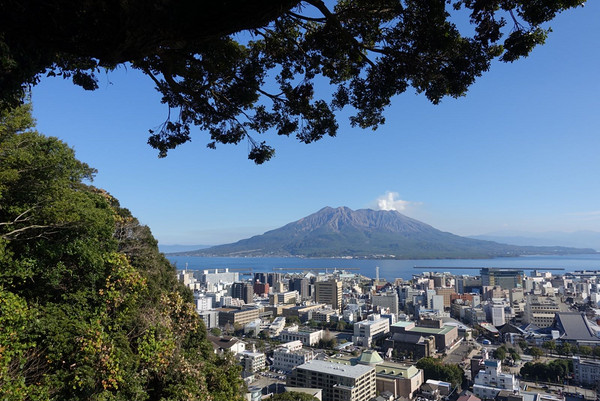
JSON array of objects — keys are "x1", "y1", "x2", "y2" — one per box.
[
  {"x1": 287, "y1": 360, "x2": 376, "y2": 401},
  {"x1": 199, "y1": 268, "x2": 239, "y2": 286},
  {"x1": 481, "y1": 268, "x2": 524, "y2": 290}
]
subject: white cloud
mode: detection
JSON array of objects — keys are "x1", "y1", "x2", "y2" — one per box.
[{"x1": 374, "y1": 191, "x2": 413, "y2": 211}]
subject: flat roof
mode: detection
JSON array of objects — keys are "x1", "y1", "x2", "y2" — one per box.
[
  {"x1": 297, "y1": 360, "x2": 374, "y2": 379},
  {"x1": 408, "y1": 325, "x2": 454, "y2": 335}
]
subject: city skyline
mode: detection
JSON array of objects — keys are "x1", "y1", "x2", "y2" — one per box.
[{"x1": 29, "y1": 2, "x2": 600, "y2": 245}]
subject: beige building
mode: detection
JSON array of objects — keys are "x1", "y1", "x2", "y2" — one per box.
[
  {"x1": 288, "y1": 360, "x2": 376, "y2": 401},
  {"x1": 315, "y1": 280, "x2": 343, "y2": 312},
  {"x1": 523, "y1": 295, "x2": 563, "y2": 328},
  {"x1": 217, "y1": 307, "x2": 260, "y2": 327}
]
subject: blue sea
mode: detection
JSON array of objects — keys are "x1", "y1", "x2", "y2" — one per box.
[{"x1": 165, "y1": 254, "x2": 600, "y2": 282}]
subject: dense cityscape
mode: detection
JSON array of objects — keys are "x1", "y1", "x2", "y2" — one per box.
[{"x1": 177, "y1": 266, "x2": 600, "y2": 401}]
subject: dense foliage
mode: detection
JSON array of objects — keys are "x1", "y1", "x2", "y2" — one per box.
[
  {"x1": 0, "y1": 105, "x2": 244, "y2": 400},
  {"x1": 520, "y1": 359, "x2": 572, "y2": 383},
  {"x1": 416, "y1": 357, "x2": 464, "y2": 388},
  {"x1": 270, "y1": 392, "x2": 319, "y2": 401},
  {"x1": 0, "y1": 0, "x2": 586, "y2": 163}
]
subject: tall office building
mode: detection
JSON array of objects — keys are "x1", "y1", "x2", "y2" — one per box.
[
  {"x1": 232, "y1": 282, "x2": 254, "y2": 304},
  {"x1": 290, "y1": 278, "x2": 310, "y2": 300},
  {"x1": 480, "y1": 268, "x2": 523, "y2": 290},
  {"x1": 267, "y1": 273, "x2": 282, "y2": 288},
  {"x1": 315, "y1": 279, "x2": 343, "y2": 312}
]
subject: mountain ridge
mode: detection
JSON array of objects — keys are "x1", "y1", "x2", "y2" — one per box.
[{"x1": 177, "y1": 207, "x2": 597, "y2": 259}]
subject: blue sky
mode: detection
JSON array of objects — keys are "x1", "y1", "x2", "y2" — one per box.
[{"x1": 31, "y1": 3, "x2": 600, "y2": 245}]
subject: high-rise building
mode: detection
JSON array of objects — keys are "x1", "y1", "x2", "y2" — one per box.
[
  {"x1": 315, "y1": 279, "x2": 343, "y2": 312},
  {"x1": 232, "y1": 282, "x2": 254, "y2": 304},
  {"x1": 372, "y1": 292, "x2": 399, "y2": 317},
  {"x1": 289, "y1": 278, "x2": 310, "y2": 300},
  {"x1": 267, "y1": 273, "x2": 282, "y2": 288}
]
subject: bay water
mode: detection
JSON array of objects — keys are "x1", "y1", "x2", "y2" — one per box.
[{"x1": 166, "y1": 254, "x2": 600, "y2": 282}]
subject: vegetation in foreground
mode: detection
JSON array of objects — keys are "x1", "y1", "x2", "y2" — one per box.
[{"x1": 0, "y1": 104, "x2": 244, "y2": 400}]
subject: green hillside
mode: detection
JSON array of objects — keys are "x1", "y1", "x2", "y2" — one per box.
[{"x1": 0, "y1": 105, "x2": 244, "y2": 400}]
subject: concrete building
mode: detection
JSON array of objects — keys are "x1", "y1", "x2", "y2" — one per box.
[
  {"x1": 435, "y1": 288, "x2": 457, "y2": 309},
  {"x1": 315, "y1": 280, "x2": 343, "y2": 312},
  {"x1": 523, "y1": 295, "x2": 562, "y2": 328},
  {"x1": 390, "y1": 318, "x2": 458, "y2": 352},
  {"x1": 290, "y1": 278, "x2": 310, "y2": 300},
  {"x1": 273, "y1": 346, "x2": 315, "y2": 373},
  {"x1": 198, "y1": 309, "x2": 219, "y2": 329},
  {"x1": 232, "y1": 282, "x2": 254, "y2": 304},
  {"x1": 287, "y1": 360, "x2": 376, "y2": 401},
  {"x1": 269, "y1": 316, "x2": 286, "y2": 337},
  {"x1": 357, "y1": 352, "x2": 424, "y2": 399},
  {"x1": 572, "y1": 356, "x2": 600, "y2": 386},
  {"x1": 372, "y1": 292, "x2": 399, "y2": 317},
  {"x1": 280, "y1": 327, "x2": 324, "y2": 346},
  {"x1": 270, "y1": 290, "x2": 299, "y2": 305},
  {"x1": 352, "y1": 313, "x2": 390, "y2": 347},
  {"x1": 481, "y1": 268, "x2": 524, "y2": 290},
  {"x1": 473, "y1": 359, "x2": 519, "y2": 400},
  {"x1": 199, "y1": 268, "x2": 239, "y2": 286},
  {"x1": 253, "y1": 282, "x2": 269, "y2": 297},
  {"x1": 313, "y1": 308, "x2": 337, "y2": 323},
  {"x1": 217, "y1": 307, "x2": 260, "y2": 327},
  {"x1": 239, "y1": 351, "x2": 266, "y2": 374}
]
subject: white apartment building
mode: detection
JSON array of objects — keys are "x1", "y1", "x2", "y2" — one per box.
[
  {"x1": 269, "y1": 316, "x2": 286, "y2": 337},
  {"x1": 352, "y1": 313, "x2": 390, "y2": 347},
  {"x1": 273, "y1": 346, "x2": 315, "y2": 372},
  {"x1": 280, "y1": 328, "x2": 324, "y2": 346},
  {"x1": 240, "y1": 351, "x2": 266, "y2": 374},
  {"x1": 473, "y1": 359, "x2": 519, "y2": 400}
]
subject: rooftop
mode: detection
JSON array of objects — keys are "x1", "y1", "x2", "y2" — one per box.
[{"x1": 297, "y1": 360, "x2": 374, "y2": 379}]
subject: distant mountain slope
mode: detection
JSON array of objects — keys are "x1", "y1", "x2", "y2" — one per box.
[
  {"x1": 159, "y1": 244, "x2": 212, "y2": 253},
  {"x1": 180, "y1": 207, "x2": 597, "y2": 259},
  {"x1": 469, "y1": 230, "x2": 600, "y2": 252}
]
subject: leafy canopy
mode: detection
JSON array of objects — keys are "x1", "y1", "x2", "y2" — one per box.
[
  {"x1": 0, "y1": 0, "x2": 586, "y2": 163},
  {"x1": 0, "y1": 104, "x2": 245, "y2": 400}
]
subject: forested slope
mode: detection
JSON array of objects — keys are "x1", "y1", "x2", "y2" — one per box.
[{"x1": 0, "y1": 105, "x2": 244, "y2": 400}]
